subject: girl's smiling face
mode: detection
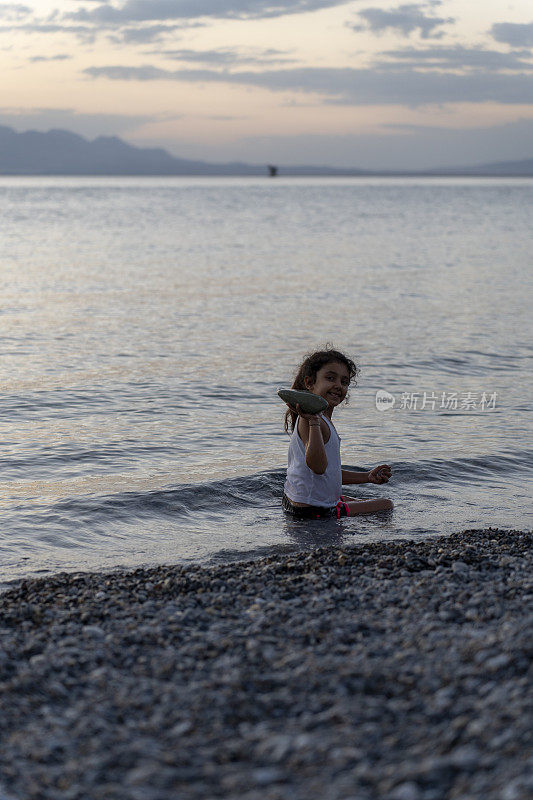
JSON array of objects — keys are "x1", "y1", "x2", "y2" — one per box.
[{"x1": 304, "y1": 360, "x2": 351, "y2": 407}]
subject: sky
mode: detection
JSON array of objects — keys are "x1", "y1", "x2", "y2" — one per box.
[{"x1": 1, "y1": 0, "x2": 532, "y2": 169}]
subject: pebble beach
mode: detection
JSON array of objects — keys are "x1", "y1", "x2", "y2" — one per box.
[{"x1": 0, "y1": 528, "x2": 531, "y2": 800}]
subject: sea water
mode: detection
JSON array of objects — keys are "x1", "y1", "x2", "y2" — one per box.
[{"x1": 1, "y1": 176, "x2": 532, "y2": 587}]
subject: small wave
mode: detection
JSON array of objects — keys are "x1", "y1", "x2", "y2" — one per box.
[
  {"x1": 377, "y1": 449, "x2": 533, "y2": 485},
  {"x1": 40, "y1": 469, "x2": 286, "y2": 525},
  {"x1": 14, "y1": 451, "x2": 531, "y2": 531},
  {"x1": 2, "y1": 383, "x2": 269, "y2": 422},
  {"x1": 0, "y1": 442, "x2": 185, "y2": 480},
  {"x1": 407, "y1": 352, "x2": 529, "y2": 376}
]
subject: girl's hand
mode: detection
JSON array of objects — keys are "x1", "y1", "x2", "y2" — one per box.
[
  {"x1": 368, "y1": 464, "x2": 392, "y2": 484},
  {"x1": 285, "y1": 401, "x2": 321, "y2": 425},
  {"x1": 295, "y1": 403, "x2": 322, "y2": 425}
]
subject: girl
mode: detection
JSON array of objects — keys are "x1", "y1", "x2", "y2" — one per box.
[{"x1": 282, "y1": 348, "x2": 393, "y2": 519}]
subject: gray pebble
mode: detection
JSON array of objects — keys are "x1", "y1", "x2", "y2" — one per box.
[
  {"x1": 0, "y1": 528, "x2": 530, "y2": 800},
  {"x1": 252, "y1": 767, "x2": 285, "y2": 786},
  {"x1": 388, "y1": 782, "x2": 422, "y2": 800}
]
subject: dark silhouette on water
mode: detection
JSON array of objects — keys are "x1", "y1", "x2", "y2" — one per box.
[{"x1": 268, "y1": 164, "x2": 278, "y2": 177}]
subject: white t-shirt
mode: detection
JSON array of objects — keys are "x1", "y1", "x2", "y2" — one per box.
[{"x1": 284, "y1": 414, "x2": 342, "y2": 507}]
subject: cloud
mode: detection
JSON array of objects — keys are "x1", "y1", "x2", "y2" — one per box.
[
  {"x1": 0, "y1": 4, "x2": 31, "y2": 20},
  {"x1": 107, "y1": 23, "x2": 198, "y2": 44},
  {"x1": 85, "y1": 64, "x2": 172, "y2": 80},
  {"x1": 83, "y1": 64, "x2": 533, "y2": 106},
  {"x1": 66, "y1": 0, "x2": 350, "y2": 24},
  {"x1": 379, "y1": 45, "x2": 533, "y2": 72},
  {"x1": 490, "y1": 22, "x2": 533, "y2": 49},
  {"x1": 1, "y1": 22, "x2": 98, "y2": 42},
  {"x1": 350, "y1": 2, "x2": 454, "y2": 39},
  {"x1": 28, "y1": 54, "x2": 72, "y2": 62},
  {"x1": 155, "y1": 47, "x2": 295, "y2": 66},
  {"x1": 11, "y1": 1, "x2": 332, "y2": 44}
]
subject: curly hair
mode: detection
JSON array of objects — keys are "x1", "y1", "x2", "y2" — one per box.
[{"x1": 284, "y1": 347, "x2": 359, "y2": 433}]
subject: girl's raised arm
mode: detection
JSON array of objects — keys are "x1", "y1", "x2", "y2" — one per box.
[{"x1": 296, "y1": 405, "x2": 328, "y2": 475}]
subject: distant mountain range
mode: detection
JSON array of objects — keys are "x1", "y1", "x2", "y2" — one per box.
[{"x1": 1, "y1": 124, "x2": 532, "y2": 176}]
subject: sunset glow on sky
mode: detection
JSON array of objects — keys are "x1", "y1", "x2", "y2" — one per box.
[{"x1": 1, "y1": 1, "x2": 532, "y2": 168}]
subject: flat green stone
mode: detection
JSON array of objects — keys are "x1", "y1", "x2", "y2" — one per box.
[{"x1": 277, "y1": 388, "x2": 329, "y2": 415}]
